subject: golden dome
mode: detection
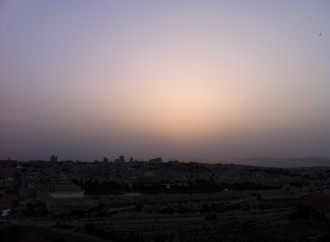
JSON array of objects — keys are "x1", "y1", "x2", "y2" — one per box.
[{"x1": 144, "y1": 171, "x2": 155, "y2": 178}]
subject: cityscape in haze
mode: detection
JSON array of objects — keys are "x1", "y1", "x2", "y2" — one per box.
[{"x1": 1, "y1": 0, "x2": 330, "y2": 241}]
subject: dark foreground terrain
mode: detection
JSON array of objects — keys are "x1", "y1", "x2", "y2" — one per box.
[{"x1": 1, "y1": 158, "x2": 330, "y2": 241}]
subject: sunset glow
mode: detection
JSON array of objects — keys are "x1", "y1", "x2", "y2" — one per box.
[{"x1": 1, "y1": 0, "x2": 329, "y2": 161}]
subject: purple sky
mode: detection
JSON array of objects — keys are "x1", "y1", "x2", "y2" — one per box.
[{"x1": 1, "y1": 0, "x2": 329, "y2": 162}]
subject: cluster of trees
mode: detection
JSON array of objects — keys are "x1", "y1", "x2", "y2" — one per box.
[
  {"x1": 158, "y1": 201, "x2": 253, "y2": 215},
  {"x1": 85, "y1": 223, "x2": 144, "y2": 242},
  {"x1": 77, "y1": 179, "x2": 123, "y2": 195},
  {"x1": 53, "y1": 203, "x2": 111, "y2": 219},
  {"x1": 0, "y1": 224, "x2": 29, "y2": 242},
  {"x1": 289, "y1": 203, "x2": 328, "y2": 222},
  {"x1": 221, "y1": 182, "x2": 278, "y2": 191},
  {"x1": 21, "y1": 201, "x2": 49, "y2": 217},
  {"x1": 54, "y1": 222, "x2": 74, "y2": 230},
  {"x1": 73, "y1": 178, "x2": 279, "y2": 196}
]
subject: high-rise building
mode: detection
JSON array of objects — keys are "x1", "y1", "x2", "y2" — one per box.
[{"x1": 50, "y1": 155, "x2": 58, "y2": 162}]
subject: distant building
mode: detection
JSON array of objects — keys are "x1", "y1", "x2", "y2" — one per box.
[
  {"x1": 149, "y1": 157, "x2": 162, "y2": 163},
  {"x1": 103, "y1": 157, "x2": 108, "y2": 162},
  {"x1": 119, "y1": 155, "x2": 125, "y2": 162},
  {"x1": 50, "y1": 155, "x2": 58, "y2": 162},
  {"x1": 36, "y1": 182, "x2": 94, "y2": 213}
]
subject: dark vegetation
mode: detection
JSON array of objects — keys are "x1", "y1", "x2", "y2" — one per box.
[
  {"x1": 0, "y1": 222, "x2": 99, "y2": 242},
  {"x1": 84, "y1": 222, "x2": 145, "y2": 242},
  {"x1": 52, "y1": 203, "x2": 112, "y2": 219},
  {"x1": 289, "y1": 203, "x2": 328, "y2": 222},
  {"x1": 73, "y1": 178, "x2": 280, "y2": 195},
  {"x1": 21, "y1": 201, "x2": 49, "y2": 217}
]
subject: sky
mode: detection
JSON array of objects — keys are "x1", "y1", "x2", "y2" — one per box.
[{"x1": 1, "y1": 0, "x2": 329, "y2": 162}]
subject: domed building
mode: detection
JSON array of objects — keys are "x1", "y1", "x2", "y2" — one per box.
[
  {"x1": 140, "y1": 171, "x2": 159, "y2": 186},
  {"x1": 144, "y1": 171, "x2": 155, "y2": 178}
]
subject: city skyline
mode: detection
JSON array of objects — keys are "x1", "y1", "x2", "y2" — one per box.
[{"x1": 1, "y1": 0, "x2": 329, "y2": 162}]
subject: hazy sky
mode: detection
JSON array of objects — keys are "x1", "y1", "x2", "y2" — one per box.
[{"x1": 1, "y1": 0, "x2": 329, "y2": 162}]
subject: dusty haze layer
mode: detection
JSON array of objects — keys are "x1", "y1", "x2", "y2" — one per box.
[{"x1": 1, "y1": 1, "x2": 329, "y2": 162}]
